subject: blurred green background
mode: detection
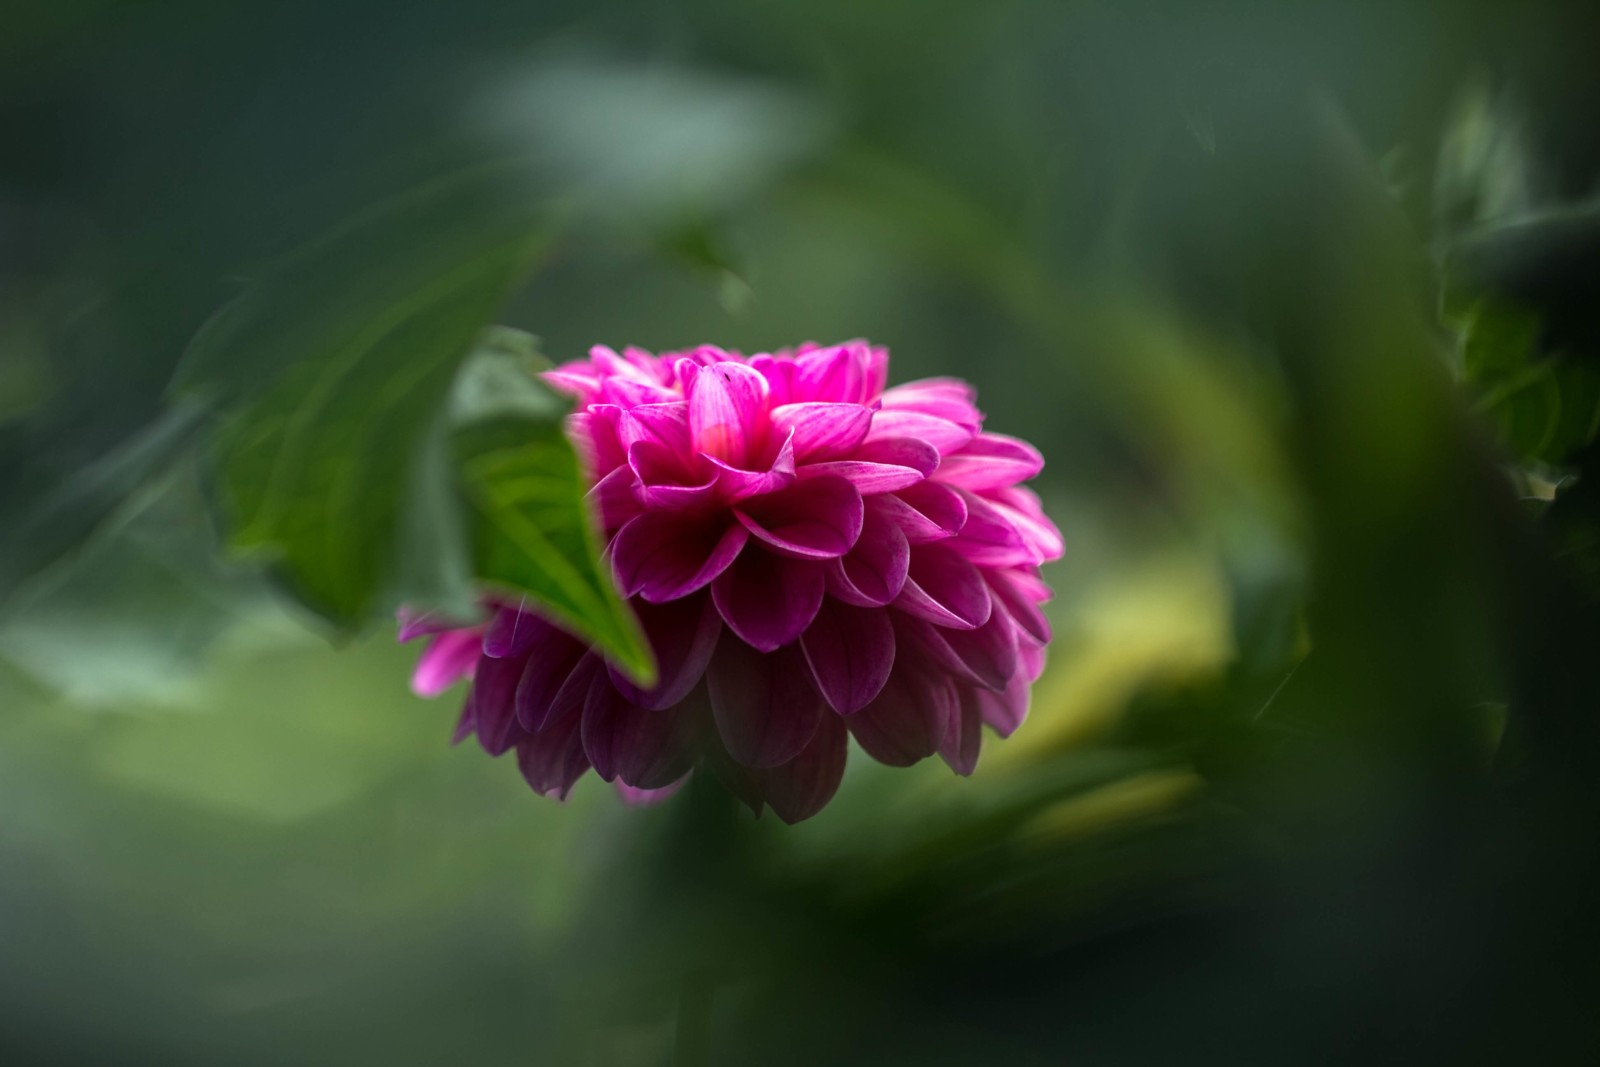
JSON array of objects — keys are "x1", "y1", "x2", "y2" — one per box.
[{"x1": 5, "y1": 1, "x2": 1600, "y2": 1063}]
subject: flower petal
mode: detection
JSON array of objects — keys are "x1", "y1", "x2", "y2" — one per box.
[
  {"x1": 847, "y1": 664, "x2": 957, "y2": 767},
  {"x1": 630, "y1": 441, "x2": 719, "y2": 509},
  {"x1": 483, "y1": 605, "x2": 541, "y2": 659},
  {"x1": 798, "y1": 437, "x2": 939, "y2": 494},
  {"x1": 619, "y1": 402, "x2": 692, "y2": 453},
  {"x1": 515, "y1": 624, "x2": 592, "y2": 732},
  {"x1": 411, "y1": 630, "x2": 482, "y2": 697},
  {"x1": 712, "y1": 548, "x2": 826, "y2": 652},
  {"x1": 707, "y1": 428, "x2": 797, "y2": 501},
  {"x1": 879, "y1": 377, "x2": 982, "y2": 426},
  {"x1": 987, "y1": 568, "x2": 1053, "y2": 644},
  {"x1": 471, "y1": 650, "x2": 528, "y2": 756},
  {"x1": 581, "y1": 680, "x2": 697, "y2": 789},
  {"x1": 707, "y1": 640, "x2": 825, "y2": 767},
  {"x1": 875, "y1": 482, "x2": 968, "y2": 542},
  {"x1": 973, "y1": 671, "x2": 1031, "y2": 738},
  {"x1": 793, "y1": 342, "x2": 872, "y2": 404},
  {"x1": 931, "y1": 606, "x2": 1019, "y2": 691},
  {"x1": 608, "y1": 594, "x2": 722, "y2": 709},
  {"x1": 865, "y1": 409, "x2": 976, "y2": 455},
  {"x1": 893, "y1": 544, "x2": 993, "y2": 630},
  {"x1": 825, "y1": 505, "x2": 910, "y2": 607},
  {"x1": 935, "y1": 432, "x2": 1043, "y2": 490},
  {"x1": 615, "y1": 776, "x2": 689, "y2": 806},
  {"x1": 800, "y1": 599, "x2": 896, "y2": 714},
  {"x1": 515, "y1": 704, "x2": 590, "y2": 799},
  {"x1": 949, "y1": 488, "x2": 1034, "y2": 566},
  {"x1": 686, "y1": 359, "x2": 769, "y2": 466},
  {"x1": 588, "y1": 466, "x2": 644, "y2": 532},
  {"x1": 769, "y1": 402, "x2": 874, "y2": 461},
  {"x1": 754, "y1": 711, "x2": 848, "y2": 824},
  {"x1": 983, "y1": 485, "x2": 1064, "y2": 562},
  {"x1": 734, "y1": 476, "x2": 864, "y2": 559},
  {"x1": 940, "y1": 688, "x2": 984, "y2": 776},
  {"x1": 611, "y1": 511, "x2": 749, "y2": 602}
]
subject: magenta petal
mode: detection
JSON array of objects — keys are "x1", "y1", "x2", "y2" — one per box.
[
  {"x1": 411, "y1": 630, "x2": 482, "y2": 697},
  {"x1": 879, "y1": 377, "x2": 982, "y2": 426},
  {"x1": 800, "y1": 599, "x2": 896, "y2": 714},
  {"x1": 797, "y1": 436, "x2": 939, "y2": 494},
  {"x1": 893, "y1": 544, "x2": 993, "y2": 630},
  {"x1": 865, "y1": 409, "x2": 976, "y2": 454},
  {"x1": 950, "y1": 488, "x2": 1034, "y2": 566},
  {"x1": 608, "y1": 594, "x2": 722, "y2": 709},
  {"x1": 940, "y1": 689, "x2": 984, "y2": 776},
  {"x1": 734, "y1": 475, "x2": 864, "y2": 559},
  {"x1": 588, "y1": 466, "x2": 643, "y2": 532},
  {"x1": 686, "y1": 360, "x2": 769, "y2": 466},
  {"x1": 615, "y1": 776, "x2": 689, "y2": 806},
  {"x1": 483, "y1": 606, "x2": 541, "y2": 659},
  {"x1": 541, "y1": 652, "x2": 605, "y2": 731},
  {"x1": 712, "y1": 549, "x2": 826, "y2": 652},
  {"x1": 754, "y1": 712, "x2": 848, "y2": 824},
  {"x1": 566, "y1": 407, "x2": 626, "y2": 474},
  {"x1": 826, "y1": 505, "x2": 910, "y2": 607},
  {"x1": 708, "y1": 429, "x2": 797, "y2": 501},
  {"x1": 984, "y1": 485, "x2": 1064, "y2": 562},
  {"x1": 470, "y1": 650, "x2": 528, "y2": 756},
  {"x1": 794, "y1": 343, "x2": 871, "y2": 404},
  {"x1": 619, "y1": 402, "x2": 692, "y2": 453},
  {"x1": 451, "y1": 692, "x2": 476, "y2": 745},
  {"x1": 707, "y1": 641, "x2": 825, "y2": 767},
  {"x1": 936, "y1": 432, "x2": 1044, "y2": 490},
  {"x1": 934, "y1": 606, "x2": 1019, "y2": 691},
  {"x1": 974, "y1": 672, "x2": 1031, "y2": 738},
  {"x1": 630, "y1": 441, "x2": 719, "y2": 509},
  {"x1": 847, "y1": 665, "x2": 957, "y2": 767},
  {"x1": 581, "y1": 681, "x2": 696, "y2": 789},
  {"x1": 611, "y1": 511, "x2": 749, "y2": 602},
  {"x1": 876, "y1": 482, "x2": 968, "y2": 542},
  {"x1": 769, "y1": 402, "x2": 874, "y2": 461},
  {"x1": 515, "y1": 626, "x2": 592, "y2": 732},
  {"x1": 988, "y1": 569, "x2": 1053, "y2": 644},
  {"x1": 515, "y1": 707, "x2": 590, "y2": 799},
  {"x1": 398, "y1": 608, "x2": 459, "y2": 644}
]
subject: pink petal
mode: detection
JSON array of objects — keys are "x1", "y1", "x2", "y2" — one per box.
[
  {"x1": 940, "y1": 689, "x2": 984, "y2": 776},
  {"x1": 948, "y1": 488, "x2": 1034, "y2": 566},
  {"x1": 607, "y1": 593, "x2": 722, "y2": 709},
  {"x1": 797, "y1": 437, "x2": 939, "y2": 494},
  {"x1": 825, "y1": 505, "x2": 910, "y2": 607},
  {"x1": 879, "y1": 377, "x2": 982, "y2": 426},
  {"x1": 973, "y1": 671, "x2": 1031, "y2": 737},
  {"x1": 847, "y1": 664, "x2": 957, "y2": 767},
  {"x1": 864, "y1": 409, "x2": 976, "y2": 455},
  {"x1": 618, "y1": 402, "x2": 692, "y2": 453},
  {"x1": 588, "y1": 466, "x2": 644, "y2": 532},
  {"x1": 931, "y1": 606, "x2": 1019, "y2": 691},
  {"x1": 515, "y1": 625, "x2": 592, "y2": 732},
  {"x1": 769, "y1": 402, "x2": 874, "y2": 461},
  {"x1": 893, "y1": 544, "x2": 993, "y2": 630},
  {"x1": 611, "y1": 511, "x2": 750, "y2": 602},
  {"x1": 875, "y1": 482, "x2": 968, "y2": 542},
  {"x1": 749, "y1": 354, "x2": 798, "y2": 406},
  {"x1": 397, "y1": 608, "x2": 460, "y2": 644},
  {"x1": 707, "y1": 640, "x2": 825, "y2": 767},
  {"x1": 630, "y1": 441, "x2": 719, "y2": 509},
  {"x1": 983, "y1": 485, "x2": 1064, "y2": 562},
  {"x1": 686, "y1": 360, "x2": 770, "y2": 467},
  {"x1": 988, "y1": 568, "x2": 1053, "y2": 645},
  {"x1": 799, "y1": 599, "x2": 896, "y2": 714},
  {"x1": 515, "y1": 704, "x2": 590, "y2": 799},
  {"x1": 615, "y1": 776, "x2": 689, "y2": 806},
  {"x1": 712, "y1": 548, "x2": 826, "y2": 652},
  {"x1": 470, "y1": 650, "x2": 528, "y2": 756},
  {"x1": 734, "y1": 475, "x2": 864, "y2": 559},
  {"x1": 753, "y1": 711, "x2": 848, "y2": 824},
  {"x1": 482, "y1": 605, "x2": 540, "y2": 659},
  {"x1": 411, "y1": 630, "x2": 483, "y2": 697},
  {"x1": 581, "y1": 680, "x2": 697, "y2": 789},
  {"x1": 567, "y1": 407, "x2": 627, "y2": 475},
  {"x1": 935, "y1": 432, "x2": 1044, "y2": 490},
  {"x1": 707, "y1": 429, "x2": 797, "y2": 501},
  {"x1": 793, "y1": 342, "x2": 872, "y2": 404}
]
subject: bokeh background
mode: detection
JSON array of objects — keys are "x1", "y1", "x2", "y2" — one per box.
[{"x1": 5, "y1": 1, "x2": 1600, "y2": 1063}]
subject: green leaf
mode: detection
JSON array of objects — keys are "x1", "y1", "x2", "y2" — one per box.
[
  {"x1": 179, "y1": 176, "x2": 550, "y2": 625},
  {"x1": 443, "y1": 334, "x2": 655, "y2": 686}
]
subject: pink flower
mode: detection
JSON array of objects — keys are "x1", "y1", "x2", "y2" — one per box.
[{"x1": 402, "y1": 340, "x2": 1061, "y2": 822}]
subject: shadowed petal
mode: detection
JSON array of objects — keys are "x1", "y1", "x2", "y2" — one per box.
[
  {"x1": 707, "y1": 641, "x2": 824, "y2": 767},
  {"x1": 826, "y1": 505, "x2": 910, "y2": 606},
  {"x1": 988, "y1": 568, "x2": 1053, "y2": 644},
  {"x1": 800, "y1": 599, "x2": 896, "y2": 714},
  {"x1": 451, "y1": 692, "x2": 476, "y2": 745},
  {"x1": 483, "y1": 605, "x2": 541, "y2": 659},
  {"x1": 848, "y1": 664, "x2": 957, "y2": 767},
  {"x1": 934, "y1": 606, "x2": 1019, "y2": 691},
  {"x1": 712, "y1": 548, "x2": 826, "y2": 651},
  {"x1": 630, "y1": 441, "x2": 719, "y2": 509},
  {"x1": 707, "y1": 428, "x2": 796, "y2": 501},
  {"x1": 539, "y1": 652, "x2": 605, "y2": 732},
  {"x1": 973, "y1": 671, "x2": 1031, "y2": 737},
  {"x1": 755, "y1": 712, "x2": 848, "y2": 824},
  {"x1": 769, "y1": 402, "x2": 874, "y2": 461},
  {"x1": 588, "y1": 466, "x2": 643, "y2": 532},
  {"x1": 608, "y1": 594, "x2": 722, "y2": 709},
  {"x1": 950, "y1": 488, "x2": 1034, "y2": 566},
  {"x1": 734, "y1": 476, "x2": 864, "y2": 559},
  {"x1": 581, "y1": 680, "x2": 697, "y2": 789},
  {"x1": 471, "y1": 650, "x2": 528, "y2": 756},
  {"x1": 940, "y1": 688, "x2": 984, "y2": 775},
  {"x1": 893, "y1": 544, "x2": 993, "y2": 630},
  {"x1": 611, "y1": 511, "x2": 749, "y2": 602},
  {"x1": 516, "y1": 626, "x2": 594, "y2": 732},
  {"x1": 615, "y1": 776, "x2": 689, "y2": 806},
  {"x1": 516, "y1": 704, "x2": 590, "y2": 799}
]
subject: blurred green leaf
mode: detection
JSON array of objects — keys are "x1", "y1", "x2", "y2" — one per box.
[{"x1": 444, "y1": 331, "x2": 655, "y2": 685}]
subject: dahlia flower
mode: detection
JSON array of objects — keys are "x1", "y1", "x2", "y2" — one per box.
[{"x1": 402, "y1": 340, "x2": 1060, "y2": 822}]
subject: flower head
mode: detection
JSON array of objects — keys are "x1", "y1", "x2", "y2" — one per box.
[{"x1": 403, "y1": 340, "x2": 1061, "y2": 822}]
